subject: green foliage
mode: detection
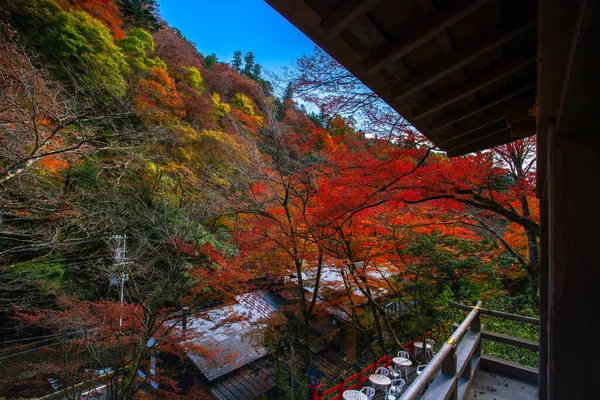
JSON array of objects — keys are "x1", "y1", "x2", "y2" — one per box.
[
  {"x1": 183, "y1": 66, "x2": 203, "y2": 90},
  {"x1": 204, "y1": 53, "x2": 218, "y2": 68},
  {"x1": 479, "y1": 295, "x2": 540, "y2": 368},
  {"x1": 404, "y1": 232, "x2": 496, "y2": 302},
  {"x1": 66, "y1": 158, "x2": 100, "y2": 191},
  {"x1": 5, "y1": 0, "x2": 129, "y2": 97},
  {"x1": 116, "y1": 0, "x2": 161, "y2": 31},
  {"x1": 118, "y1": 27, "x2": 166, "y2": 71},
  {"x1": 231, "y1": 93, "x2": 257, "y2": 116},
  {"x1": 0, "y1": 255, "x2": 65, "y2": 311},
  {"x1": 231, "y1": 50, "x2": 242, "y2": 72},
  {"x1": 12, "y1": 255, "x2": 65, "y2": 283}
]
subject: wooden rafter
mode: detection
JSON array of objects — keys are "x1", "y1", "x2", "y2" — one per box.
[
  {"x1": 364, "y1": 0, "x2": 491, "y2": 75},
  {"x1": 321, "y1": 0, "x2": 384, "y2": 40},
  {"x1": 446, "y1": 126, "x2": 534, "y2": 157},
  {"x1": 436, "y1": 114, "x2": 507, "y2": 145},
  {"x1": 427, "y1": 84, "x2": 535, "y2": 132},
  {"x1": 390, "y1": 19, "x2": 536, "y2": 101},
  {"x1": 435, "y1": 94, "x2": 535, "y2": 146},
  {"x1": 444, "y1": 122, "x2": 509, "y2": 153},
  {"x1": 412, "y1": 54, "x2": 535, "y2": 120},
  {"x1": 507, "y1": 119, "x2": 536, "y2": 135}
]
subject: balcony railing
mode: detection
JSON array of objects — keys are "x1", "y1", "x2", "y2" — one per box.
[{"x1": 400, "y1": 301, "x2": 539, "y2": 400}]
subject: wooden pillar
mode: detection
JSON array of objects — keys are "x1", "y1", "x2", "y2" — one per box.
[
  {"x1": 538, "y1": 180, "x2": 548, "y2": 400},
  {"x1": 546, "y1": 123, "x2": 600, "y2": 399}
]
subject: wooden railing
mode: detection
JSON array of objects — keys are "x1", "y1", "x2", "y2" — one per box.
[
  {"x1": 400, "y1": 301, "x2": 483, "y2": 400},
  {"x1": 400, "y1": 301, "x2": 539, "y2": 400},
  {"x1": 316, "y1": 302, "x2": 538, "y2": 400}
]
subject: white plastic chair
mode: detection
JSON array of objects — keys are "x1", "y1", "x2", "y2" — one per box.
[
  {"x1": 386, "y1": 386, "x2": 402, "y2": 400},
  {"x1": 360, "y1": 386, "x2": 375, "y2": 400},
  {"x1": 390, "y1": 376, "x2": 405, "y2": 393},
  {"x1": 416, "y1": 364, "x2": 427, "y2": 375},
  {"x1": 397, "y1": 350, "x2": 410, "y2": 359},
  {"x1": 425, "y1": 339, "x2": 435, "y2": 359},
  {"x1": 388, "y1": 364, "x2": 401, "y2": 379}
]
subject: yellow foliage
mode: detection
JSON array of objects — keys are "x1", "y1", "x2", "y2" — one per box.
[{"x1": 211, "y1": 93, "x2": 230, "y2": 118}]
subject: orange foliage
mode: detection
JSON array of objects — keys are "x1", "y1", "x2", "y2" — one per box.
[
  {"x1": 135, "y1": 66, "x2": 186, "y2": 123},
  {"x1": 39, "y1": 155, "x2": 70, "y2": 174},
  {"x1": 61, "y1": 0, "x2": 125, "y2": 40}
]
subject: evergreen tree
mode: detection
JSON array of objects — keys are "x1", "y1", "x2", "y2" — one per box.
[
  {"x1": 116, "y1": 0, "x2": 161, "y2": 31},
  {"x1": 205, "y1": 53, "x2": 218, "y2": 68},
  {"x1": 251, "y1": 63, "x2": 262, "y2": 79},
  {"x1": 242, "y1": 51, "x2": 255, "y2": 76},
  {"x1": 232, "y1": 50, "x2": 243, "y2": 72}
]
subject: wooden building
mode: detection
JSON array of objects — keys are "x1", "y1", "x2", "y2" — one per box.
[{"x1": 263, "y1": 0, "x2": 600, "y2": 399}]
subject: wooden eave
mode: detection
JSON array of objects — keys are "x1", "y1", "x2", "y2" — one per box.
[{"x1": 265, "y1": 0, "x2": 537, "y2": 156}]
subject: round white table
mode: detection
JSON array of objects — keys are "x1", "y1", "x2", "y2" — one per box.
[
  {"x1": 392, "y1": 356, "x2": 412, "y2": 367},
  {"x1": 369, "y1": 374, "x2": 391, "y2": 396},
  {"x1": 342, "y1": 389, "x2": 367, "y2": 400},
  {"x1": 413, "y1": 341, "x2": 433, "y2": 360},
  {"x1": 392, "y1": 356, "x2": 412, "y2": 379}
]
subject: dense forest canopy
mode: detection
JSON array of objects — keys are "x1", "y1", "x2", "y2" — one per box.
[{"x1": 0, "y1": 1, "x2": 539, "y2": 398}]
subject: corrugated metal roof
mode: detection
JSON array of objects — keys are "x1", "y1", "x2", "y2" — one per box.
[{"x1": 183, "y1": 291, "x2": 282, "y2": 382}]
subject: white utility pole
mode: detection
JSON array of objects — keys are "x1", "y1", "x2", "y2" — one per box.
[{"x1": 110, "y1": 234, "x2": 129, "y2": 328}]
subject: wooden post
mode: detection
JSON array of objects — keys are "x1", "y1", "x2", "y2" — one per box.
[
  {"x1": 357, "y1": 365, "x2": 363, "y2": 388},
  {"x1": 339, "y1": 377, "x2": 344, "y2": 396},
  {"x1": 442, "y1": 346, "x2": 458, "y2": 400}
]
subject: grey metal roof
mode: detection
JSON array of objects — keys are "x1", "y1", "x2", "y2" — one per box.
[{"x1": 183, "y1": 291, "x2": 282, "y2": 382}]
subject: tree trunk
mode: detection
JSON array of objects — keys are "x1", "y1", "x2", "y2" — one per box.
[
  {"x1": 524, "y1": 226, "x2": 540, "y2": 296},
  {"x1": 119, "y1": 346, "x2": 146, "y2": 400},
  {"x1": 519, "y1": 194, "x2": 540, "y2": 297},
  {"x1": 370, "y1": 302, "x2": 386, "y2": 354},
  {"x1": 303, "y1": 315, "x2": 313, "y2": 365}
]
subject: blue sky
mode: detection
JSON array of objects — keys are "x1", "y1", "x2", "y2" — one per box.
[{"x1": 157, "y1": 0, "x2": 317, "y2": 73}]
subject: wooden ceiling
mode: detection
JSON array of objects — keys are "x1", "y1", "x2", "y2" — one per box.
[{"x1": 265, "y1": 0, "x2": 537, "y2": 156}]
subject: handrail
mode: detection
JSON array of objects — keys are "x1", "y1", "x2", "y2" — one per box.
[
  {"x1": 448, "y1": 301, "x2": 538, "y2": 324},
  {"x1": 399, "y1": 300, "x2": 482, "y2": 399}
]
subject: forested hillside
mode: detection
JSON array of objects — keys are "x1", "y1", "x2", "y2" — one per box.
[{"x1": 0, "y1": 1, "x2": 539, "y2": 399}]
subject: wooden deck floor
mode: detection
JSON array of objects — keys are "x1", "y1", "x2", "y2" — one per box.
[{"x1": 469, "y1": 370, "x2": 538, "y2": 400}]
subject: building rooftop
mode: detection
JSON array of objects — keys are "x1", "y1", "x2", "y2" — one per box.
[{"x1": 183, "y1": 290, "x2": 283, "y2": 381}]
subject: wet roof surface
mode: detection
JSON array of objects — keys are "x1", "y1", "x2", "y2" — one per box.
[{"x1": 183, "y1": 290, "x2": 283, "y2": 381}]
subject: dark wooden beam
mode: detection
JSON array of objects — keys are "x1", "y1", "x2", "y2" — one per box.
[
  {"x1": 432, "y1": 96, "x2": 535, "y2": 150},
  {"x1": 320, "y1": 0, "x2": 384, "y2": 40},
  {"x1": 433, "y1": 94, "x2": 535, "y2": 145},
  {"x1": 479, "y1": 356, "x2": 539, "y2": 383},
  {"x1": 451, "y1": 323, "x2": 539, "y2": 351},
  {"x1": 391, "y1": 20, "x2": 535, "y2": 101},
  {"x1": 427, "y1": 84, "x2": 535, "y2": 132},
  {"x1": 364, "y1": 0, "x2": 491, "y2": 75},
  {"x1": 442, "y1": 121, "x2": 508, "y2": 152},
  {"x1": 446, "y1": 126, "x2": 535, "y2": 157},
  {"x1": 481, "y1": 330, "x2": 539, "y2": 351},
  {"x1": 507, "y1": 119, "x2": 536, "y2": 136},
  {"x1": 449, "y1": 301, "x2": 539, "y2": 324},
  {"x1": 412, "y1": 54, "x2": 535, "y2": 120},
  {"x1": 446, "y1": 129, "x2": 508, "y2": 156},
  {"x1": 437, "y1": 114, "x2": 506, "y2": 146}
]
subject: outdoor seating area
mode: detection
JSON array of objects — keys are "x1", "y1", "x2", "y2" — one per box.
[
  {"x1": 340, "y1": 352, "x2": 420, "y2": 400},
  {"x1": 315, "y1": 301, "x2": 538, "y2": 400}
]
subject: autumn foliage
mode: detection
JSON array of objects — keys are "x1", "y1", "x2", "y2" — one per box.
[{"x1": 0, "y1": 0, "x2": 540, "y2": 398}]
